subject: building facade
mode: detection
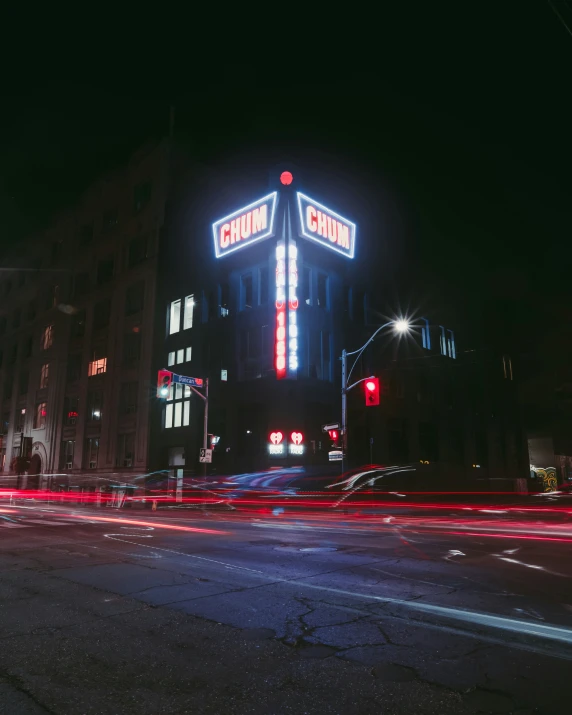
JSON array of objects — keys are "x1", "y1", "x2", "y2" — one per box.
[{"x1": 0, "y1": 142, "x2": 528, "y2": 491}]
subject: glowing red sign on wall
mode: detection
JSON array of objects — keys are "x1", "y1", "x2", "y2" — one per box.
[
  {"x1": 212, "y1": 193, "x2": 277, "y2": 258},
  {"x1": 296, "y1": 192, "x2": 356, "y2": 259},
  {"x1": 291, "y1": 432, "x2": 303, "y2": 445},
  {"x1": 270, "y1": 431, "x2": 283, "y2": 445}
]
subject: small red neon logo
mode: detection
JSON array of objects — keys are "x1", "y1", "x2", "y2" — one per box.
[
  {"x1": 291, "y1": 432, "x2": 303, "y2": 445},
  {"x1": 270, "y1": 432, "x2": 283, "y2": 445},
  {"x1": 280, "y1": 171, "x2": 293, "y2": 186}
]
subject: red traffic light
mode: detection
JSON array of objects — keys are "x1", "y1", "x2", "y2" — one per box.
[
  {"x1": 364, "y1": 377, "x2": 380, "y2": 406},
  {"x1": 327, "y1": 429, "x2": 339, "y2": 443},
  {"x1": 157, "y1": 369, "x2": 173, "y2": 398}
]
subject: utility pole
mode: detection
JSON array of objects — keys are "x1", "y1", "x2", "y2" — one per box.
[
  {"x1": 202, "y1": 378, "x2": 209, "y2": 478},
  {"x1": 341, "y1": 349, "x2": 347, "y2": 474}
]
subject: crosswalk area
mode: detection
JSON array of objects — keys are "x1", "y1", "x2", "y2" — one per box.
[{"x1": 0, "y1": 513, "x2": 95, "y2": 530}]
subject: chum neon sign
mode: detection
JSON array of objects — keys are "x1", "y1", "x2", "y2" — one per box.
[
  {"x1": 212, "y1": 192, "x2": 277, "y2": 258},
  {"x1": 296, "y1": 192, "x2": 356, "y2": 259}
]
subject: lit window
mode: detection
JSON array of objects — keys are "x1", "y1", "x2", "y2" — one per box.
[
  {"x1": 183, "y1": 295, "x2": 194, "y2": 330},
  {"x1": 40, "y1": 363, "x2": 49, "y2": 389},
  {"x1": 175, "y1": 384, "x2": 183, "y2": 400},
  {"x1": 446, "y1": 329, "x2": 456, "y2": 359},
  {"x1": 88, "y1": 358, "x2": 107, "y2": 376},
  {"x1": 169, "y1": 299, "x2": 181, "y2": 335},
  {"x1": 41, "y1": 325, "x2": 54, "y2": 350},
  {"x1": 168, "y1": 351, "x2": 175, "y2": 367},
  {"x1": 185, "y1": 347, "x2": 192, "y2": 362},
  {"x1": 165, "y1": 403, "x2": 173, "y2": 428},
  {"x1": 34, "y1": 402, "x2": 47, "y2": 429},
  {"x1": 174, "y1": 402, "x2": 182, "y2": 428},
  {"x1": 439, "y1": 326, "x2": 447, "y2": 356},
  {"x1": 183, "y1": 400, "x2": 190, "y2": 426},
  {"x1": 177, "y1": 349, "x2": 184, "y2": 364},
  {"x1": 85, "y1": 437, "x2": 99, "y2": 469},
  {"x1": 421, "y1": 318, "x2": 431, "y2": 350}
]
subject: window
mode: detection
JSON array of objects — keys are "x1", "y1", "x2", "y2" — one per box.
[
  {"x1": 185, "y1": 347, "x2": 192, "y2": 362},
  {"x1": 503, "y1": 355, "x2": 513, "y2": 380},
  {"x1": 27, "y1": 301, "x2": 36, "y2": 322},
  {"x1": 12, "y1": 309, "x2": 21, "y2": 329},
  {"x1": 119, "y1": 382, "x2": 138, "y2": 414},
  {"x1": 169, "y1": 299, "x2": 181, "y2": 334},
  {"x1": 164, "y1": 383, "x2": 191, "y2": 429},
  {"x1": 87, "y1": 390, "x2": 103, "y2": 421},
  {"x1": 34, "y1": 402, "x2": 47, "y2": 429},
  {"x1": 15, "y1": 408, "x2": 26, "y2": 433},
  {"x1": 40, "y1": 363, "x2": 49, "y2": 389},
  {"x1": 125, "y1": 281, "x2": 145, "y2": 315},
  {"x1": 84, "y1": 438, "x2": 99, "y2": 469},
  {"x1": 446, "y1": 329, "x2": 456, "y2": 359},
  {"x1": 23, "y1": 336, "x2": 32, "y2": 358},
  {"x1": 93, "y1": 299, "x2": 111, "y2": 330},
  {"x1": 183, "y1": 295, "x2": 194, "y2": 329},
  {"x1": 96, "y1": 256, "x2": 114, "y2": 286},
  {"x1": 176, "y1": 349, "x2": 184, "y2": 364},
  {"x1": 128, "y1": 235, "x2": 148, "y2": 267},
  {"x1": 321, "y1": 331, "x2": 331, "y2": 381},
  {"x1": 67, "y1": 354, "x2": 82, "y2": 383},
  {"x1": 88, "y1": 358, "x2": 107, "y2": 376},
  {"x1": 133, "y1": 181, "x2": 151, "y2": 212},
  {"x1": 421, "y1": 318, "x2": 431, "y2": 350},
  {"x1": 117, "y1": 433, "x2": 135, "y2": 467},
  {"x1": 317, "y1": 273, "x2": 328, "y2": 309},
  {"x1": 167, "y1": 351, "x2": 175, "y2": 367},
  {"x1": 123, "y1": 333, "x2": 141, "y2": 366},
  {"x1": 220, "y1": 284, "x2": 229, "y2": 317},
  {"x1": 60, "y1": 440, "x2": 75, "y2": 470},
  {"x1": 71, "y1": 310, "x2": 86, "y2": 338},
  {"x1": 102, "y1": 208, "x2": 118, "y2": 231},
  {"x1": 41, "y1": 325, "x2": 54, "y2": 350},
  {"x1": 79, "y1": 223, "x2": 93, "y2": 245},
  {"x1": 241, "y1": 274, "x2": 253, "y2": 310},
  {"x1": 51, "y1": 240, "x2": 63, "y2": 265},
  {"x1": 439, "y1": 326, "x2": 447, "y2": 356},
  {"x1": 73, "y1": 272, "x2": 90, "y2": 298},
  {"x1": 259, "y1": 266, "x2": 268, "y2": 304},
  {"x1": 64, "y1": 396, "x2": 79, "y2": 425}
]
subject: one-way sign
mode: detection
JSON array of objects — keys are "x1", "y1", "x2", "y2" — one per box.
[
  {"x1": 322, "y1": 422, "x2": 340, "y2": 432},
  {"x1": 199, "y1": 448, "x2": 212, "y2": 463}
]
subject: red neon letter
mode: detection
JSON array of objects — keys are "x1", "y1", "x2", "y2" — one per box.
[
  {"x1": 220, "y1": 223, "x2": 230, "y2": 249},
  {"x1": 306, "y1": 205, "x2": 317, "y2": 232},
  {"x1": 252, "y1": 205, "x2": 268, "y2": 234}
]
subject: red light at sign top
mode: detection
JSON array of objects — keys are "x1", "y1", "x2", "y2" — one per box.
[
  {"x1": 366, "y1": 381, "x2": 376, "y2": 391},
  {"x1": 280, "y1": 171, "x2": 293, "y2": 186},
  {"x1": 291, "y1": 432, "x2": 303, "y2": 445}
]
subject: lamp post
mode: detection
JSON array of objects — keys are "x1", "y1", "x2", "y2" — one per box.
[{"x1": 341, "y1": 319, "x2": 410, "y2": 472}]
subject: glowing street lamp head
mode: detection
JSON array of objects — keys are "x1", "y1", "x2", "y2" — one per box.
[{"x1": 394, "y1": 319, "x2": 410, "y2": 333}]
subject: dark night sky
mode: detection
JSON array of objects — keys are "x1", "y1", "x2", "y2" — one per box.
[{"x1": 1, "y1": 2, "x2": 572, "y2": 359}]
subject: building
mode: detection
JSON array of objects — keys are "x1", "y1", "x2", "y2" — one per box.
[
  {"x1": 0, "y1": 140, "x2": 528, "y2": 493},
  {"x1": 0, "y1": 140, "x2": 169, "y2": 489}
]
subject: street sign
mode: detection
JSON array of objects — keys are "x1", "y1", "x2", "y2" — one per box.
[
  {"x1": 322, "y1": 422, "x2": 340, "y2": 432},
  {"x1": 174, "y1": 374, "x2": 204, "y2": 388},
  {"x1": 199, "y1": 448, "x2": 212, "y2": 463},
  {"x1": 329, "y1": 450, "x2": 343, "y2": 462}
]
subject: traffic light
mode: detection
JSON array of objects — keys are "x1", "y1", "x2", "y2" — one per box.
[
  {"x1": 157, "y1": 369, "x2": 173, "y2": 398},
  {"x1": 364, "y1": 377, "x2": 380, "y2": 406},
  {"x1": 327, "y1": 429, "x2": 340, "y2": 446}
]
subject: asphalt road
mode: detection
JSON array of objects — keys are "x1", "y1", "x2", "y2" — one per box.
[{"x1": 0, "y1": 502, "x2": 571, "y2": 714}]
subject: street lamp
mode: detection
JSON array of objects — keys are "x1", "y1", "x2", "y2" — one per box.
[{"x1": 340, "y1": 319, "x2": 410, "y2": 471}]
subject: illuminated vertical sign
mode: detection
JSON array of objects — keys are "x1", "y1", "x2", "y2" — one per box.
[
  {"x1": 288, "y1": 242, "x2": 298, "y2": 375},
  {"x1": 275, "y1": 243, "x2": 287, "y2": 379}
]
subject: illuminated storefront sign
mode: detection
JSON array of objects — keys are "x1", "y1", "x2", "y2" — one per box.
[
  {"x1": 288, "y1": 243, "x2": 298, "y2": 374},
  {"x1": 289, "y1": 431, "x2": 304, "y2": 455},
  {"x1": 296, "y1": 192, "x2": 356, "y2": 259},
  {"x1": 212, "y1": 192, "x2": 277, "y2": 258},
  {"x1": 275, "y1": 244, "x2": 287, "y2": 379},
  {"x1": 268, "y1": 431, "x2": 284, "y2": 455}
]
